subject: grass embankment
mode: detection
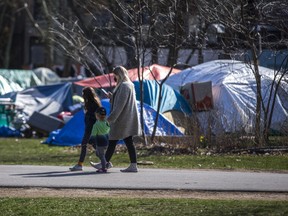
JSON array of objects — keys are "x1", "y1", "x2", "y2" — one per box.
[{"x1": 0, "y1": 138, "x2": 287, "y2": 171}]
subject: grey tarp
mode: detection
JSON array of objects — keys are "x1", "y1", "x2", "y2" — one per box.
[{"x1": 165, "y1": 60, "x2": 288, "y2": 134}]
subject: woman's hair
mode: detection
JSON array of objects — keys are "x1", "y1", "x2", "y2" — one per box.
[
  {"x1": 112, "y1": 66, "x2": 130, "y2": 83},
  {"x1": 82, "y1": 86, "x2": 101, "y2": 111}
]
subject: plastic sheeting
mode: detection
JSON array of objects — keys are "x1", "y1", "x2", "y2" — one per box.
[
  {"x1": 133, "y1": 80, "x2": 191, "y2": 114},
  {"x1": 165, "y1": 60, "x2": 288, "y2": 134},
  {"x1": 0, "y1": 69, "x2": 42, "y2": 95},
  {"x1": 0, "y1": 126, "x2": 21, "y2": 137},
  {"x1": 1, "y1": 82, "x2": 74, "y2": 117},
  {"x1": 44, "y1": 99, "x2": 183, "y2": 146}
]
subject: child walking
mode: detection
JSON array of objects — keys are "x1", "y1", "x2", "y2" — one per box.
[{"x1": 91, "y1": 107, "x2": 110, "y2": 173}]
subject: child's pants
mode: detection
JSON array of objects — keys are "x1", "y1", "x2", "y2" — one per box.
[{"x1": 96, "y1": 146, "x2": 107, "y2": 169}]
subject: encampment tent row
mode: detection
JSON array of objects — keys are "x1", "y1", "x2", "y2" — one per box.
[{"x1": 0, "y1": 60, "x2": 287, "y2": 142}]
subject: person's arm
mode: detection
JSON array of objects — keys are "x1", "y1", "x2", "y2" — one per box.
[
  {"x1": 107, "y1": 83, "x2": 131, "y2": 124},
  {"x1": 91, "y1": 122, "x2": 99, "y2": 136}
]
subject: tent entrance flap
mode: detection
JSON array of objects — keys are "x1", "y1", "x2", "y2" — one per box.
[{"x1": 180, "y1": 81, "x2": 213, "y2": 111}]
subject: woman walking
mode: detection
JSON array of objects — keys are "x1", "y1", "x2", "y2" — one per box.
[{"x1": 91, "y1": 66, "x2": 141, "y2": 172}]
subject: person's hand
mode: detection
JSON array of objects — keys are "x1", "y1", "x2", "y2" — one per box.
[
  {"x1": 101, "y1": 89, "x2": 112, "y2": 98},
  {"x1": 107, "y1": 91, "x2": 112, "y2": 99}
]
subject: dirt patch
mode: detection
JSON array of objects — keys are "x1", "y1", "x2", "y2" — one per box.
[{"x1": 1, "y1": 187, "x2": 287, "y2": 200}]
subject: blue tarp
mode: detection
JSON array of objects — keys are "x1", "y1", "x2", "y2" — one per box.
[
  {"x1": 44, "y1": 99, "x2": 183, "y2": 146},
  {"x1": 133, "y1": 80, "x2": 192, "y2": 114},
  {"x1": 1, "y1": 82, "x2": 74, "y2": 117},
  {"x1": 0, "y1": 126, "x2": 21, "y2": 137}
]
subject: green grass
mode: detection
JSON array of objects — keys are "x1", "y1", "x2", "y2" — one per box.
[
  {"x1": 0, "y1": 197, "x2": 287, "y2": 216},
  {"x1": 0, "y1": 138, "x2": 287, "y2": 171}
]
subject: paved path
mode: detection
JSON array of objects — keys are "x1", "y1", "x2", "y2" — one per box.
[{"x1": 0, "y1": 165, "x2": 287, "y2": 192}]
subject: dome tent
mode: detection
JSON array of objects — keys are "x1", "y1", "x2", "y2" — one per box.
[
  {"x1": 165, "y1": 60, "x2": 288, "y2": 134},
  {"x1": 133, "y1": 79, "x2": 191, "y2": 114}
]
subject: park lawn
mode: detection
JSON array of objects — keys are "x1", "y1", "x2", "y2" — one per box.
[
  {"x1": 0, "y1": 197, "x2": 287, "y2": 216},
  {"x1": 0, "y1": 138, "x2": 287, "y2": 171},
  {"x1": 0, "y1": 138, "x2": 287, "y2": 216}
]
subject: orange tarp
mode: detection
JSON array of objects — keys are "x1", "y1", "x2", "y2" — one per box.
[{"x1": 74, "y1": 64, "x2": 180, "y2": 88}]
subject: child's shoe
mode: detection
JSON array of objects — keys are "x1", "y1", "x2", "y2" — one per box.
[
  {"x1": 96, "y1": 168, "x2": 107, "y2": 173},
  {"x1": 90, "y1": 161, "x2": 113, "y2": 169},
  {"x1": 106, "y1": 162, "x2": 113, "y2": 169}
]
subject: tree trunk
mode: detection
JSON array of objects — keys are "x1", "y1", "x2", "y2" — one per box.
[
  {"x1": 41, "y1": 0, "x2": 53, "y2": 68},
  {"x1": 4, "y1": 12, "x2": 15, "y2": 68},
  {"x1": 251, "y1": 43, "x2": 263, "y2": 146},
  {"x1": 263, "y1": 56, "x2": 288, "y2": 142},
  {"x1": 63, "y1": 58, "x2": 73, "y2": 77}
]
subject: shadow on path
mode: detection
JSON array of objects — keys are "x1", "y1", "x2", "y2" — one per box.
[{"x1": 11, "y1": 171, "x2": 109, "y2": 178}]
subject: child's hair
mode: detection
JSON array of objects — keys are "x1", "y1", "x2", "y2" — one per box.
[{"x1": 96, "y1": 107, "x2": 106, "y2": 120}]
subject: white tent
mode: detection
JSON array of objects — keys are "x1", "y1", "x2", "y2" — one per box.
[
  {"x1": 0, "y1": 69, "x2": 42, "y2": 95},
  {"x1": 165, "y1": 60, "x2": 288, "y2": 134},
  {"x1": 33, "y1": 67, "x2": 61, "y2": 85}
]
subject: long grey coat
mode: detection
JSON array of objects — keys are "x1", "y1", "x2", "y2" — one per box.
[{"x1": 107, "y1": 81, "x2": 141, "y2": 140}]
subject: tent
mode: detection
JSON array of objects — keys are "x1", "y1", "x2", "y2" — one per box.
[
  {"x1": 1, "y1": 82, "x2": 74, "y2": 117},
  {"x1": 44, "y1": 99, "x2": 184, "y2": 146},
  {"x1": 133, "y1": 80, "x2": 191, "y2": 114},
  {"x1": 74, "y1": 64, "x2": 181, "y2": 88},
  {"x1": 33, "y1": 67, "x2": 61, "y2": 85},
  {"x1": 0, "y1": 69, "x2": 42, "y2": 95},
  {"x1": 165, "y1": 59, "x2": 288, "y2": 134}
]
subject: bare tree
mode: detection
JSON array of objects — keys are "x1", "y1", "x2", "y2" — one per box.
[
  {"x1": 197, "y1": 0, "x2": 288, "y2": 145},
  {"x1": 0, "y1": 0, "x2": 56, "y2": 69},
  {"x1": 102, "y1": 0, "x2": 187, "y2": 142},
  {"x1": 46, "y1": 0, "x2": 193, "y2": 143},
  {"x1": 0, "y1": 0, "x2": 23, "y2": 68}
]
